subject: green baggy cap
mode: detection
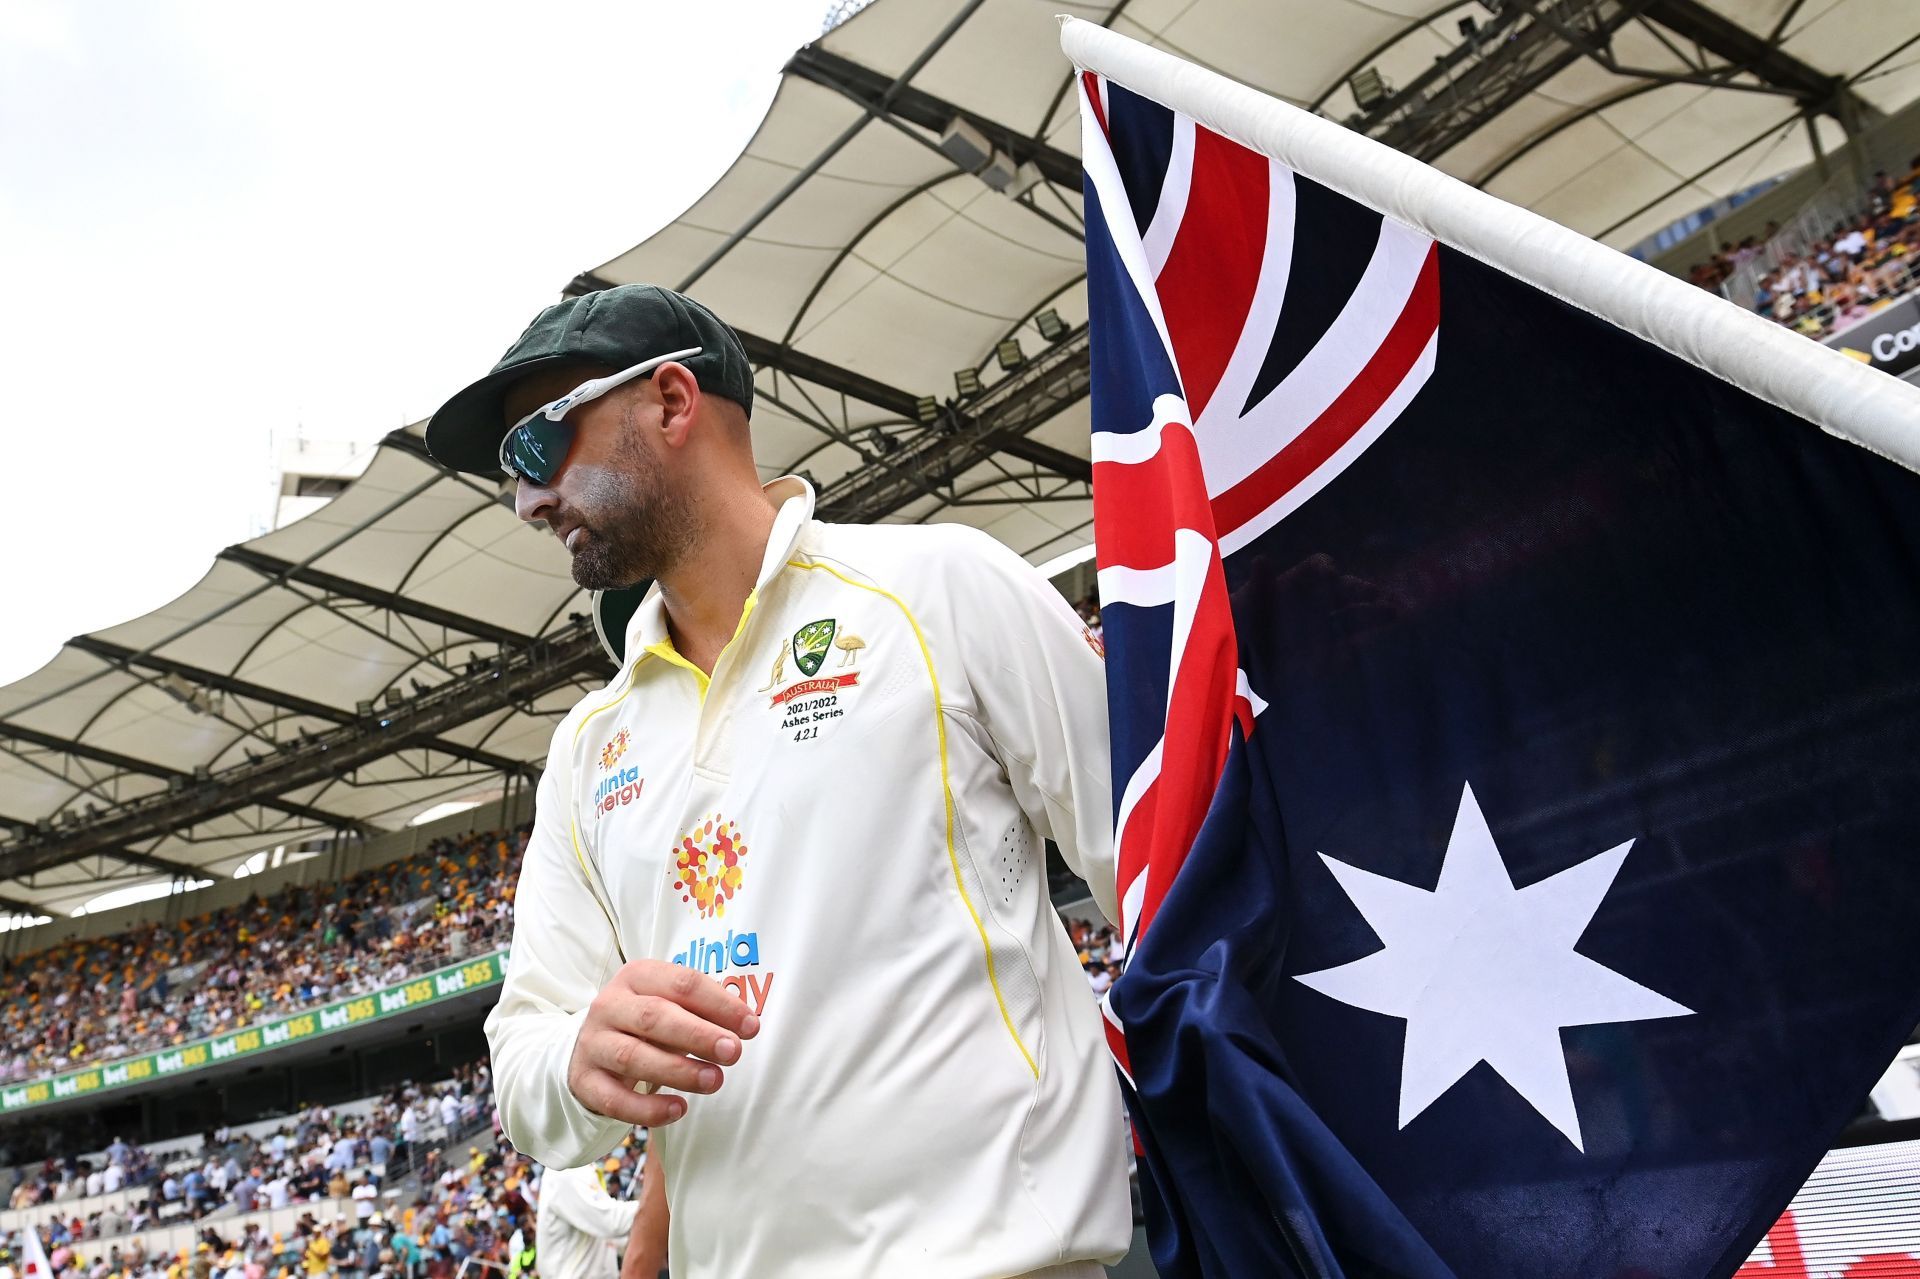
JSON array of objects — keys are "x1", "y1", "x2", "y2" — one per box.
[{"x1": 425, "y1": 284, "x2": 754, "y2": 474}]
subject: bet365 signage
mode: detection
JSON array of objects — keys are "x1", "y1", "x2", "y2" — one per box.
[{"x1": 0, "y1": 950, "x2": 507, "y2": 1114}]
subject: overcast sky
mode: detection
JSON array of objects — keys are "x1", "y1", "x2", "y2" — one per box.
[{"x1": 0, "y1": 0, "x2": 831, "y2": 686}]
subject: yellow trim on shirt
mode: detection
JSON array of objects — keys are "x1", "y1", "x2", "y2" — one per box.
[
  {"x1": 567, "y1": 661, "x2": 643, "y2": 938},
  {"x1": 786, "y1": 557, "x2": 1040, "y2": 1080},
  {"x1": 562, "y1": 590, "x2": 761, "y2": 928},
  {"x1": 639, "y1": 589, "x2": 760, "y2": 703},
  {"x1": 643, "y1": 640, "x2": 709, "y2": 696}
]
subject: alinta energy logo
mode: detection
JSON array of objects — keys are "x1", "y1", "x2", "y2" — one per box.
[
  {"x1": 670, "y1": 815, "x2": 749, "y2": 920},
  {"x1": 594, "y1": 729, "x2": 642, "y2": 821},
  {"x1": 599, "y1": 728, "x2": 630, "y2": 771}
]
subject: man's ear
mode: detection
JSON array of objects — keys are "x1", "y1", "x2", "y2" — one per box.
[{"x1": 653, "y1": 362, "x2": 701, "y2": 447}]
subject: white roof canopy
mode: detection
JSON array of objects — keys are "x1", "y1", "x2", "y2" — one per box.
[
  {"x1": 0, "y1": 436, "x2": 597, "y2": 916},
  {"x1": 3, "y1": 0, "x2": 1910, "y2": 915}
]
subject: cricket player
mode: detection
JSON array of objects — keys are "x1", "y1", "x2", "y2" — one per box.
[{"x1": 428, "y1": 284, "x2": 1130, "y2": 1278}]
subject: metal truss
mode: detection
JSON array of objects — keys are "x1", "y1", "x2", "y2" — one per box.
[
  {"x1": 1339, "y1": 0, "x2": 1877, "y2": 171},
  {"x1": 0, "y1": 621, "x2": 613, "y2": 884},
  {"x1": 0, "y1": 718, "x2": 359, "y2": 835},
  {"x1": 67, "y1": 636, "x2": 527, "y2": 777},
  {"x1": 219, "y1": 546, "x2": 530, "y2": 649},
  {"x1": 784, "y1": 44, "x2": 1082, "y2": 190},
  {"x1": 816, "y1": 324, "x2": 1091, "y2": 523}
]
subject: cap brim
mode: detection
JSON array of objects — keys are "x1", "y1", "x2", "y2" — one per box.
[{"x1": 424, "y1": 354, "x2": 583, "y2": 475}]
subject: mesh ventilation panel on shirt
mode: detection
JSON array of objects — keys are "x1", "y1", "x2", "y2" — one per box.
[
  {"x1": 952, "y1": 815, "x2": 1045, "y2": 1073},
  {"x1": 997, "y1": 819, "x2": 1033, "y2": 911}
]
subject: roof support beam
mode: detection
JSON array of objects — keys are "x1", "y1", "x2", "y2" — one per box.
[
  {"x1": 0, "y1": 625, "x2": 613, "y2": 883},
  {"x1": 404, "y1": 735, "x2": 532, "y2": 776},
  {"x1": 673, "y1": 0, "x2": 991, "y2": 293},
  {"x1": 104, "y1": 846, "x2": 212, "y2": 881},
  {"x1": 734, "y1": 328, "x2": 1090, "y2": 482},
  {"x1": 1640, "y1": 0, "x2": 1874, "y2": 123},
  {"x1": 219, "y1": 546, "x2": 531, "y2": 649},
  {"x1": 816, "y1": 327, "x2": 1092, "y2": 523},
  {"x1": 784, "y1": 44, "x2": 1082, "y2": 189},
  {"x1": 561, "y1": 279, "x2": 1092, "y2": 487},
  {"x1": 68, "y1": 637, "x2": 530, "y2": 778},
  {"x1": 0, "y1": 719, "x2": 364, "y2": 836},
  {"x1": 1368, "y1": 0, "x2": 1644, "y2": 162}
]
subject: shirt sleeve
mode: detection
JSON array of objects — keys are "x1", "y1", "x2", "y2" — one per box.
[
  {"x1": 548, "y1": 1167, "x2": 640, "y2": 1240},
  {"x1": 483, "y1": 724, "x2": 634, "y2": 1170},
  {"x1": 944, "y1": 531, "x2": 1119, "y2": 924}
]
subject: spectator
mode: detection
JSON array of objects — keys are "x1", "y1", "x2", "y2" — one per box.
[
  {"x1": 0, "y1": 824, "x2": 531, "y2": 1092},
  {"x1": 1684, "y1": 164, "x2": 1920, "y2": 339}
]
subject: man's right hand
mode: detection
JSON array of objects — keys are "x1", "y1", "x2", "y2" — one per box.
[{"x1": 566, "y1": 959, "x2": 760, "y2": 1127}]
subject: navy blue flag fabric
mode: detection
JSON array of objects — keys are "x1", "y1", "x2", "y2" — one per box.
[{"x1": 1075, "y1": 58, "x2": 1920, "y2": 1279}]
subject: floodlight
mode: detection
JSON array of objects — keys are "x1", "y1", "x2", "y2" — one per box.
[
  {"x1": 1035, "y1": 309, "x2": 1068, "y2": 343},
  {"x1": 385, "y1": 688, "x2": 405, "y2": 709},
  {"x1": 954, "y1": 367, "x2": 983, "y2": 397},
  {"x1": 914, "y1": 396, "x2": 940, "y2": 424},
  {"x1": 978, "y1": 150, "x2": 1018, "y2": 193},
  {"x1": 356, "y1": 700, "x2": 376, "y2": 717},
  {"x1": 996, "y1": 337, "x2": 1026, "y2": 371},
  {"x1": 1005, "y1": 161, "x2": 1044, "y2": 200},
  {"x1": 937, "y1": 117, "x2": 993, "y2": 173},
  {"x1": 1349, "y1": 66, "x2": 1390, "y2": 111}
]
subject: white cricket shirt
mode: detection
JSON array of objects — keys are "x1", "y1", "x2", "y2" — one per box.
[
  {"x1": 534, "y1": 1163, "x2": 638, "y2": 1279},
  {"x1": 486, "y1": 478, "x2": 1132, "y2": 1279}
]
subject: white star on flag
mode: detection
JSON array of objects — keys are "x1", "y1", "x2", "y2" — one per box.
[{"x1": 1295, "y1": 782, "x2": 1692, "y2": 1151}]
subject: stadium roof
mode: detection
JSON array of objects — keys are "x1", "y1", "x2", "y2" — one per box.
[
  {"x1": 0, "y1": 435, "x2": 604, "y2": 916},
  {"x1": 572, "y1": 0, "x2": 1920, "y2": 559},
  {"x1": 4, "y1": 0, "x2": 1914, "y2": 916}
]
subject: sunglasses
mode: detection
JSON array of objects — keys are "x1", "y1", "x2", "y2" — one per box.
[{"x1": 497, "y1": 346, "x2": 703, "y2": 485}]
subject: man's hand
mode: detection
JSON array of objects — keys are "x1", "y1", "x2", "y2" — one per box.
[{"x1": 567, "y1": 960, "x2": 760, "y2": 1127}]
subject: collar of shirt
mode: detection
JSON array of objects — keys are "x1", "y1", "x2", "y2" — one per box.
[{"x1": 619, "y1": 474, "x2": 815, "y2": 674}]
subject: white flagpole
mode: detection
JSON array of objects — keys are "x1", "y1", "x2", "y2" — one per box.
[{"x1": 1059, "y1": 17, "x2": 1920, "y2": 475}]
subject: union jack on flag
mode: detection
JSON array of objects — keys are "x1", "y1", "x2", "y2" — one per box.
[
  {"x1": 1080, "y1": 69, "x2": 1439, "y2": 1068},
  {"x1": 1076, "y1": 28, "x2": 1920, "y2": 1279}
]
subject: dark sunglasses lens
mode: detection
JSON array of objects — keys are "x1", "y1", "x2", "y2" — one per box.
[{"x1": 503, "y1": 417, "x2": 574, "y2": 485}]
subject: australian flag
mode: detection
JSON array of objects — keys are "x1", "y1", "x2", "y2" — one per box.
[{"x1": 1078, "y1": 56, "x2": 1920, "y2": 1279}]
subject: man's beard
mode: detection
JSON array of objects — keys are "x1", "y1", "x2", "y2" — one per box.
[{"x1": 562, "y1": 435, "x2": 695, "y2": 591}]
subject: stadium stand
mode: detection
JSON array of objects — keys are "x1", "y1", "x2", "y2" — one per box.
[
  {"x1": 0, "y1": 817, "x2": 1133, "y2": 1278},
  {"x1": 0, "y1": 1063, "x2": 601, "y2": 1279},
  {"x1": 0, "y1": 832, "x2": 524, "y2": 1086},
  {"x1": 1689, "y1": 158, "x2": 1920, "y2": 339}
]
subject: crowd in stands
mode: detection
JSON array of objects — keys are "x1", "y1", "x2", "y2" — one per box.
[
  {"x1": 1068, "y1": 918, "x2": 1126, "y2": 997},
  {"x1": 0, "y1": 828, "x2": 530, "y2": 1087},
  {"x1": 5, "y1": 1066, "x2": 491, "y2": 1234},
  {"x1": 1687, "y1": 160, "x2": 1920, "y2": 339},
  {"x1": 0, "y1": 1066, "x2": 558, "y2": 1279}
]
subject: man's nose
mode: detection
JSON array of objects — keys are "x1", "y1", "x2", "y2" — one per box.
[{"x1": 513, "y1": 479, "x2": 557, "y2": 527}]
